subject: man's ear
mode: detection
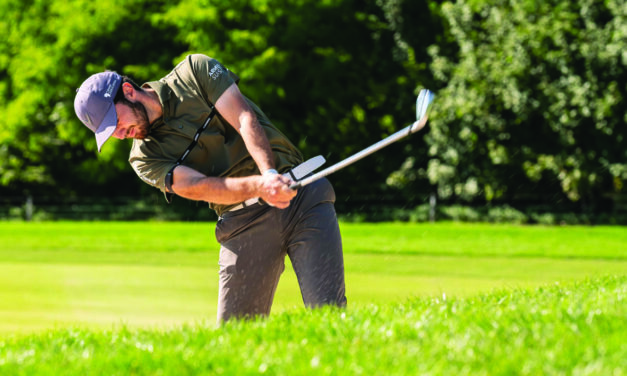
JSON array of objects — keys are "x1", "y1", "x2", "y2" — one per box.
[{"x1": 121, "y1": 82, "x2": 136, "y2": 101}]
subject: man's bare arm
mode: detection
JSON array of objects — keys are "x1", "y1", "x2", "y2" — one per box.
[
  {"x1": 171, "y1": 165, "x2": 295, "y2": 208},
  {"x1": 215, "y1": 83, "x2": 275, "y2": 173}
]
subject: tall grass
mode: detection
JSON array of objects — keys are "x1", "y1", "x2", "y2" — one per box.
[{"x1": 0, "y1": 276, "x2": 624, "y2": 375}]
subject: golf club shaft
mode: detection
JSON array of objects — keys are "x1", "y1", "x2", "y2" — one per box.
[{"x1": 290, "y1": 120, "x2": 424, "y2": 190}]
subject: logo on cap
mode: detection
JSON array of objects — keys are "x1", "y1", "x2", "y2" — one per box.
[{"x1": 104, "y1": 83, "x2": 117, "y2": 98}]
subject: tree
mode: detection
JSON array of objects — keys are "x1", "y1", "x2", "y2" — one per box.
[
  {"x1": 1, "y1": 0, "x2": 437, "y2": 212},
  {"x1": 0, "y1": 0, "x2": 187, "y2": 198},
  {"x1": 422, "y1": 0, "x2": 627, "y2": 211},
  {"x1": 155, "y1": 0, "x2": 434, "y2": 201}
]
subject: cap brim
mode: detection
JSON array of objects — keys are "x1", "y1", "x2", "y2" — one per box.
[{"x1": 94, "y1": 103, "x2": 118, "y2": 152}]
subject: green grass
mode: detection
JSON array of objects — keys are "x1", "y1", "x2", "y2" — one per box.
[
  {"x1": 0, "y1": 276, "x2": 624, "y2": 375},
  {"x1": 0, "y1": 221, "x2": 625, "y2": 374},
  {"x1": 3, "y1": 221, "x2": 626, "y2": 259},
  {"x1": 342, "y1": 222, "x2": 627, "y2": 259},
  {"x1": 0, "y1": 221, "x2": 625, "y2": 334}
]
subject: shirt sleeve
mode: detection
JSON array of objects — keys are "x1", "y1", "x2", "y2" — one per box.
[
  {"x1": 128, "y1": 139, "x2": 175, "y2": 193},
  {"x1": 188, "y1": 54, "x2": 237, "y2": 106}
]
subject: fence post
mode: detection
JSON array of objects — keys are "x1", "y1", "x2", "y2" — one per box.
[
  {"x1": 429, "y1": 193, "x2": 437, "y2": 223},
  {"x1": 25, "y1": 195, "x2": 34, "y2": 221}
]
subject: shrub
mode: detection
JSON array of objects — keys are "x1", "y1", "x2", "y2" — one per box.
[
  {"x1": 487, "y1": 205, "x2": 528, "y2": 224},
  {"x1": 439, "y1": 205, "x2": 481, "y2": 222}
]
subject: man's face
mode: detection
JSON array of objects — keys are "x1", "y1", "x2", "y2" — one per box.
[{"x1": 112, "y1": 100, "x2": 150, "y2": 140}]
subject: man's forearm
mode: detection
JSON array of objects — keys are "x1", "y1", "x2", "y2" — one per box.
[
  {"x1": 171, "y1": 165, "x2": 296, "y2": 208},
  {"x1": 238, "y1": 111, "x2": 276, "y2": 173},
  {"x1": 214, "y1": 84, "x2": 277, "y2": 174},
  {"x1": 172, "y1": 165, "x2": 261, "y2": 204}
]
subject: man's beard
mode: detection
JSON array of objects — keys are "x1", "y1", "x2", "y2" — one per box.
[
  {"x1": 117, "y1": 97, "x2": 151, "y2": 139},
  {"x1": 128, "y1": 100, "x2": 151, "y2": 139}
]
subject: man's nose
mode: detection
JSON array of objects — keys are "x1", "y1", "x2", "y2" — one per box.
[{"x1": 112, "y1": 125, "x2": 124, "y2": 139}]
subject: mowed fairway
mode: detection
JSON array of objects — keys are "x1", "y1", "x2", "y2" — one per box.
[{"x1": 0, "y1": 221, "x2": 625, "y2": 334}]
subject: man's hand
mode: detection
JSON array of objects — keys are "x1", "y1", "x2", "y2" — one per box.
[
  {"x1": 258, "y1": 174, "x2": 297, "y2": 208},
  {"x1": 171, "y1": 165, "x2": 297, "y2": 208}
]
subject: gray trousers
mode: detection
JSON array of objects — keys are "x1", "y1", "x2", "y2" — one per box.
[{"x1": 215, "y1": 178, "x2": 347, "y2": 322}]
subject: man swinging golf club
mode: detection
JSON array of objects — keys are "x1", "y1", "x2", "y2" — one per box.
[{"x1": 74, "y1": 54, "x2": 347, "y2": 323}]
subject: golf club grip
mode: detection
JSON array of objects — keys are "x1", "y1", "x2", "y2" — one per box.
[{"x1": 289, "y1": 166, "x2": 334, "y2": 190}]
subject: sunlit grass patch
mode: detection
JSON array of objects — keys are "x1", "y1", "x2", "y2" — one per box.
[{"x1": 0, "y1": 276, "x2": 624, "y2": 375}]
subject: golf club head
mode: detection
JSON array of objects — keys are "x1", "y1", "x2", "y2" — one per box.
[{"x1": 411, "y1": 89, "x2": 435, "y2": 133}]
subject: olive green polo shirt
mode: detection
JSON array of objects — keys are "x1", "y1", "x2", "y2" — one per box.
[{"x1": 129, "y1": 54, "x2": 303, "y2": 216}]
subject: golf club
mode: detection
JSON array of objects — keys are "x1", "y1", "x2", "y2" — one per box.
[{"x1": 290, "y1": 89, "x2": 435, "y2": 190}]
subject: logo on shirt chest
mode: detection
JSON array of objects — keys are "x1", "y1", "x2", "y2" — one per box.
[{"x1": 209, "y1": 65, "x2": 224, "y2": 80}]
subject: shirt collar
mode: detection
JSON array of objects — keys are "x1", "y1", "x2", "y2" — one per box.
[{"x1": 143, "y1": 80, "x2": 173, "y2": 123}]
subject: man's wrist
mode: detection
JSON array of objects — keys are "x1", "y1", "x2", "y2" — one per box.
[{"x1": 263, "y1": 168, "x2": 279, "y2": 176}]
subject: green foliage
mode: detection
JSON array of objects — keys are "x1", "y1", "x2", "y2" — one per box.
[
  {"x1": 440, "y1": 204, "x2": 482, "y2": 222},
  {"x1": 3, "y1": 0, "x2": 626, "y2": 217},
  {"x1": 1, "y1": 0, "x2": 436, "y2": 205},
  {"x1": 486, "y1": 205, "x2": 528, "y2": 224},
  {"x1": 155, "y1": 0, "x2": 430, "y2": 197},
  {"x1": 424, "y1": 0, "x2": 627, "y2": 207},
  {"x1": 0, "y1": 0, "x2": 186, "y2": 197}
]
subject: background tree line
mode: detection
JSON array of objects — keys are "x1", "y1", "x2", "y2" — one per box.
[{"x1": 1, "y1": 0, "x2": 625, "y2": 222}]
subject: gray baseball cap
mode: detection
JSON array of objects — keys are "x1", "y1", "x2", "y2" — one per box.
[{"x1": 74, "y1": 71, "x2": 122, "y2": 152}]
